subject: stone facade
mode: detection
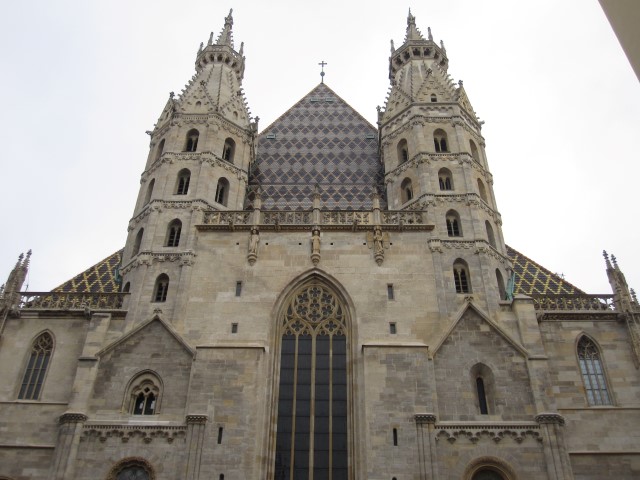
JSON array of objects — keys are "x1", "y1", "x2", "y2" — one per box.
[{"x1": 0, "y1": 10, "x2": 639, "y2": 480}]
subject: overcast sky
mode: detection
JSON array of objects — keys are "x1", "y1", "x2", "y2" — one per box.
[{"x1": 0, "y1": 0, "x2": 638, "y2": 295}]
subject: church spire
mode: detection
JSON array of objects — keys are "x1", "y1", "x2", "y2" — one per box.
[
  {"x1": 216, "y1": 9, "x2": 235, "y2": 48},
  {"x1": 404, "y1": 9, "x2": 425, "y2": 42}
]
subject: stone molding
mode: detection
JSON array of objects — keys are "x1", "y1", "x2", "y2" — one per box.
[
  {"x1": 427, "y1": 239, "x2": 512, "y2": 267},
  {"x1": 121, "y1": 251, "x2": 196, "y2": 274},
  {"x1": 403, "y1": 192, "x2": 502, "y2": 226},
  {"x1": 83, "y1": 424, "x2": 187, "y2": 444},
  {"x1": 186, "y1": 414, "x2": 208, "y2": 425},
  {"x1": 128, "y1": 199, "x2": 217, "y2": 231},
  {"x1": 534, "y1": 413, "x2": 566, "y2": 426},
  {"x1": 414, "y1": 413, "x2": 437, "y2": 424},
  {"x1": 59, "y1": 413, "x2": 88, "y2": 424},
  {"x1": 142, "y1": 151, "x2": 248, "y2": 182},
  {"x1": 435, "y1": 424, "x2": 542, "y2": 444}
]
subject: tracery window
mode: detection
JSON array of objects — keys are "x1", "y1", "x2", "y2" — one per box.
[
  {"x1": 18, "y1": 332, "x2": 54, "y2": 400},
  {"x1": 127, "y1": 372, "x2": 162, "y2": 415},
  {"x1": 438, "y1": 168, "x2": 453, "y2": 190},
  {"x1": 184, "y1": 129, "x2": 199, "y2": 152},
  {"x1": 215, "y1": 177, "x2": 230, "y2": 206},
  {"x1": 577, "y1": 336, "x2": 612, "y2": 406},
  {"x1": 222, "y1": 137, "x2": 236, "y2": 163},
  {"x1": 397, "y1": 139, "x2": 409, "y2": 164},
  {"x1": 274, "y1": 282, "x2": 348, "y2": 480},
  {"x1": 433, "y1": 129, "x2": 449, "y2": 153},
  {"x1": 453, "y1": 259, "x2": 471, "y2": 293},
  {"x1": 153, "y1": 274, "x2": 169, "y2": 303},
  {"x1": 166, "y1": 219, "x2": 182, "y2": 247},
  {"x1": 446, "y1": 210, "x2": 462, "y2": 237},
  {"x1": 176, "y1": 169, "x2": 191, "y2": 195},
  {"x1": 132, "y1": 228, "x2": 144, "y2": 257},
  {"x1": 401, "y1": 177, "x2": 413, "y2": 204}
]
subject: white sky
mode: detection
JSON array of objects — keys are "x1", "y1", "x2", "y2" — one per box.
[{"x1": 0, "y1": 0, "x2": 638, "y2": 295}]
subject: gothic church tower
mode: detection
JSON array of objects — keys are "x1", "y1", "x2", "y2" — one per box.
[
  {"x1": 121, "y1": 10, "x2": 257, "y2": 325},
  {"x1": 381, "y1": 11, "x2": 510, "y2": 314}
]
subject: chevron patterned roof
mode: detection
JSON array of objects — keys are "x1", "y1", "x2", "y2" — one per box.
[{"x1": 52, "y1": 246, "x2": 586, "y2": 296}]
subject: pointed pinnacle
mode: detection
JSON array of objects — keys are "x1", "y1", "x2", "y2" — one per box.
[
  {"x1": 611, "y1": 254, "x2": 618, "y2": 268},
  {"x1": 428, "y1": 27, "x2": 433, "y2": 41},
  {"x1": 208, "y1": 32, "x2": 214, "y2": 46}
]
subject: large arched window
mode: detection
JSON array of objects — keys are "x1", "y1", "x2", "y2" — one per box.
[
  {"x1": 126, "y1": 371, "x2": 162, "y2": 415},
  {"x1": 18, "y1": 332, "x2": 54, "y2": 400},
  {"x1": 397, "y1": 139, "x2": 409, "y2": 164},
  {"x1": 222, "y1": 137, "x2": 236, "y2": 163},
  {"x1": 107, "y1": 457, "x2": 155, "y2": 480},
  {"x1": 453, "y1": 259, "x2": 471, "y2": 293},
  {"x1": 175, "y1": 169, "x2": 191, "y2": 195},
  {"x1": 400, "y1": 177, "x2": 413, "y2": 204},
  {"x1": 132, "y1": 228, "x2": 143, "y2": 258},
  {"x1": 215, "y1": 177, "x2": 230, "y2": 206},
  {"x1": 165, "y1": 219, "x2": 182, "y2": 247},
  {"x1": 274, "y1": 281, "x2": 349, "y2": 480},
  {"x1": 438, "y1": 168, "x2": 453, "y2": 190},
  {"x1": 577, "y1": 336, "x2": 612, "y2": 406},
  {"x1": 446, "y1": 210, "x2": 462, "y2": 237},
  {"x1": 433, "y1": 129, "x2": 449, "y2": 153},
  {"x1": 184, "y1": 129, "x2": 199, "y2": 152},
  {"x1": 153, "y1": 274, "x2": 169, "y2": 303}
]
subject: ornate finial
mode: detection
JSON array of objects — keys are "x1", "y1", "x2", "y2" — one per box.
[
  {"x1": 198, "y1": 42, "x2": 203, "y2": 54},
  {"x1": 390, "y1": 39, "x2": 395, "y2": 53},
  {"x1": 440, "y1": 40, "x2": 446, "y2": 52},
  {"x1": 318, "y1": 60, "x2": 327, "y2": 83},
  {"x1": 208, "y1": 32, "x2": 214, "y2": 46},
  {"x1": 239, "y1": 41, "x2": 244, "y2": 56},
  {"x1": 611, "y1": 254, "x2": 618, "y2": 268},
  {"x1": 458, "y1": 80, "x2": 464, "y2": 87},
  {"x1": 603, "y1": 250, "x2": 612, "y2": 268},
  {"x1": 215, "y1": 9, "x2": 235, "y2": 47},
  {"x1": 428, "y1": 26, "x2": 433, "y2": 41},
  {"x1": 407, "y1": 8, "x2": 415, "y2": 24},
  {"x1": 169, "y1": 91, "x2": 175, "y2": 99},
  {"x1": 631, "y1": 288, "x2": 638, "y2": 304}
]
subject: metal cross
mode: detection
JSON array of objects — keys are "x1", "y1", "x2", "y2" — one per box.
[{"x1": 319, "y1": 60, "x2": 327, "y2": 83}]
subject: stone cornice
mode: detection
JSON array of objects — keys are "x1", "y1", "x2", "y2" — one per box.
[
  {"x1": 59, "y1": 413, "x2": 88, "y2": 424},
  {"x1": 141, "y1": 151, "x2": 248, "y2": 183},
  {"x1": 121, "y1": 250, "x2": 197, "y2": 274},
  {"x1": 404, "y1": 192, "x2": 502, "y2": 226},
  {"x1": 186, "y1": 414, "x2": 208, "y2": 425},
  {"x1": 384, "y1": 151, "x2": 493, "y2": 185},
  {"x1": 428, "y1": 239, "x2": 512, "y2": 267},
  {"x1": 83, "y1": 424, "x2": 187, "y2": 444},
  {"x1": 535, "y1": 413, "x2": 565, "y2": 426},
  {"x1": 414, "y1": 413, "x2": 437, "y2": 424},
  {"x1": 435, "y1": 423, "x2": 542, "y2": 444},
  {"x1": 381, "y1": 110, "x2": 482, "y2": 137},
  {"x1": 128, "y1": 199, "x2": 217, "y2": 231}
]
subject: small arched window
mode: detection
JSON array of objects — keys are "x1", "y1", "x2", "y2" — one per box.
[
  {"x1": 453, "y1": 259, "x2": 471, "y2": 293},
  {"x1": 485, "y1": 221, "x2": 496, "y2": 248},
  {"x1": 433, "y1": 129, "x2": 449, "y2": 153},
  {"x1": 132, "y1": 228, "x2": 144, "y2": 257},
  {"x1": 577, "y1": 336, "x2": 612, "y2": 406},
  {"x1": 470, "y1": 139, "x2": 480, "y2": 162},
  {"x1": 166, "y1": 219, "x2": 182, "y2": 247},
  {"x1": 438, "y1": 168, "x2": 453, "y2": 190},
  {"x1": 175, "y1": 169, "x2": 191, "y2": 195},
  {"x1": 18, "y1": 332, "x2": 54, "y2": 400},
  {"x1": 127, "y1": 372, "x2": 162, "y2": 415},
  {"x1": 215, "y1": 177, "x2": 230, "y2": 206},
  {"x1": 430, "y1": 93, "x2": 437, "y2": 102},
  {"x1": 477, "y1": 178, "x2": 488, "y2": 202},
  {"x1": 153, "y1": 274, "x2": 169, "y2": 303},
  {"x1": 144, "y1": 179, "x2": 155, "y2": 205},
  {"x1": 222, "y1": 137, "x2": 236, "y2": 163},
  {"x1": 155, "y1": 139, "x2": 165, "y2": 162},
  {"x1": 446, "y1": 210, "x2": 462, "y2": 237},
  {"x1": 397, "y1": 139, "x2": 409, "y2": 164},
  {"x1": 496, "y1": 269, "x2": 506, "y2": 300},
  {"x1": 400, "y1": 177, "x2": 413, "y2": 204},
  {"x1": 184, "y1": 129, "x2": 199, "y2": 152},
  {"x1": 470, "y1": 363, "x2": 494, "y2": 415},
  {"x1": 107, "y1": 457, "x2": 154, "y2": 480}
]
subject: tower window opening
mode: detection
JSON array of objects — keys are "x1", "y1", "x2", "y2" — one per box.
[
  {"x1": 215, "y1": 177, "x2": 230, "y2": 206},
  {"x1": 184, "y1": 129, "x2": 199, "y2": 152},
  {"x1": 235, "y1": 281, "x2": 242, "y2": 296},
  {"x1": 446, "y1": 210, "x2": 462, "y2": 237},
  {"x1": 231, "y1": 323, "x2": 238, "y2": 333},
  {"x1": 155, "y1": 139, "x2": 165, "y2": 162},
  {"x1": 390, "y1": 323, "x2": 397, "y2": 334},
  {"x1": 470, "y1": 139, "x2": 480, "y2": 162},
  {"x1": 476, "y1": 377, "x2": 488, "y2": 414},
  {"x1": 387, "y1": 284, "x2": 394, "y2": 300},
  {"x1": 222, "y1": 137, "x2": 236, "y2": 163},
  {"x1": 496, "y1": 269, "x2": 506, "y2": 300},
  {"x1": 132, "y1": 228, "x2": 144, "y2": 258},
  {"x1": 477, "y1": 178, "x2": 488, "y2": 202},
  {"x1": 217, "y1": 426, "x2": 224, "y2": 444},
  {"x1": 176, "y1": 169, "x2": 191, "y2": 195},
  {"x1": 431, "y1": 93, "x2": 437, "y2": 102},
  {"x1": 400, "y1": 177, "x2": 414, "y2": 204},
  {"x1": 453, "y1": 259, "x2": 471, "y2": 293},
  {"x1": 393, "y1": 428, "x2": 398, "y2": 446},
  {"x1": 153, "y1": 274, "x2": 169, "y2": 302},
  {"x1": 397, "y1": 139, "x2": 409, "y2": 164},
  {"x1": 485, "y1": 221, "x2": 496, "y2": 248},
  {"x1": 144, "y1": 179, "x2": 155, "y2": 205},
  {"x1": 438, "y1": 168, "x2": 453, "y2": 190},
  {"x1": 166, "y1": 219, "x2": 182, "y2": 247},
  {"x1": 433, "y1": 129, "x2": 449, "y2": 153},
  {"x1": 122, "y1": 282, "x2": 131, "y2": 293}
]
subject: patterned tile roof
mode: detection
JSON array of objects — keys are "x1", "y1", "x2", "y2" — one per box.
[
  {"x1": 247, "y1": 83, "x2": 385, "y2": 210},
  {"x1": 53, "y1": 249, "x2": 123, "y2": 293},
  {"x1": 506, "y1": 245, "x2": 586, "y2": 296},
  {"x1": 53, "y1": 246, "x2": 585, "y2": 297}
]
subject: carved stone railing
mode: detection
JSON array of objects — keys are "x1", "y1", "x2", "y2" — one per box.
[
  {"x1": 198, "y1": 208, "x2": 433, "y2": 232},
  {"x1": 531, "y1": 294, "x2": 615, "y2": 312},
  {"x1": 18, "y1": 292, "x2": 128, "y2": 311}
]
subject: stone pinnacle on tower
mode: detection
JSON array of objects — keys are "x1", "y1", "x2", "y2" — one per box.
[{"x1": 216, "y1": 8, "x2": 235, "y2": 48}]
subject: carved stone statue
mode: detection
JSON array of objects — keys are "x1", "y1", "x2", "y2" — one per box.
[
  {"x1": 247, "y1": 227, "x2": 259, "y2": 266},
  {"x1": 367, "y1": 227, "x2": 389, "y2": 266},
  {"x1": 310, "y1": 228, "x2": 321, "y2": 265}
]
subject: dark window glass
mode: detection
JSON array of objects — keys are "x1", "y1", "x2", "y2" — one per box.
[
  {"x1": 477, "y1": 377, "x2": 488, "y2": 414},
  {"x1": 18, "y1": 332, "x2": 53, "y2": 400}
]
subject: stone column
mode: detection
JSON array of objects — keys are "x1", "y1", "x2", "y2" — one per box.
[
  {"x1": 185, "y1": 414, "x2": 208, "y2": 480},
  {"x1": 414, "y1": 414, "x2": 438, "y2": 480},
  {"x1": 535, "y1": 413, "x2": 574, "y2": 480},
  {"x1": 49, "y1": 413, "x2": 87, "y2": 480}
]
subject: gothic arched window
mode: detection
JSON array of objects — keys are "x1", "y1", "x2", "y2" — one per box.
[
  {"x1": 470, "y1": 363, "x2": 494, "y2": 415},
  {"x1": 477, "y1": 178, "x2": 488, "y2": 202},
  {"x1": 446, "y1": 210, "x2": 462, "y2": 237},
  {"x1": 175, "y1": 169, "x2": 191, "y2": 195},
  {"x1": 486, "y1": 221, "x2": 496, "y2": 248},
  {"x1": 126, "y1": 372, "x2": 162, "y2": 415},
  {"x1": 215, "y1": 177, "x2": 230, "y2": 206},
  {"x1": 453, "y1": 259, "x2": 471, "y2": 293},
  {"x1": 166, "y1": 219, "x2": 182, "y2": 247},
  {"x1": 144, "y1": 179, "x2": 155, "y2": 205},
  {"x1": 430, "y1": 93, "x2": 437, "y2": 102},
  {"x1": 434, "y1": 129, "x2": 449, "y2": 153},
  {"x1": 18, "y1": 332, "x2": 54, "y2": 400},
  {"x1": 107, "y1": 457, "x2": 155, "y2": 480},
  {"x1": 132, "y1": 228, "x2": 143, "y2": 258},
  {"x1": 153, "y1": 274, "x2": 169, "y2": 303},
  {"x1": 401, "y1": 177, "x2": 413, "y2": 203},
  {"x1": 222, "y1": 137, "x2": 236, "y2": 163},
  {"x1": 155, "y1": 139, "x2": 165, "y2": 162},
  {"x1": 577, "y1": 336, "x2": 612, "y2": 406},
  {"x1": 274, "y1": 282, "x2": 349, "y2": 480},
  {"x1": 397, "y1": 139, "x2": 409, "y2": 164},
  {"x1": 470, "y1": 139, "x2": 480, "y2": 162},
  {"x1": 438, "y1": 168, "x2": 453, "y2": 190},
  {"x1": 496, "y1": 269, "x2": 506, "y2": 301},
  {"x1": 184, "y1": 129, "x2": 199, "y2": 152}
]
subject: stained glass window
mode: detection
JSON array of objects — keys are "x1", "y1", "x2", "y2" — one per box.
[
  {"x1": 577, "y1": 336, "x2": 611, "y2": 406},
  {"x1": 18, "y1": 332, "x2": 53, "y2": 400},
  {"x1": 275, "y1": 283, "x2": 348, "y2": 480}
]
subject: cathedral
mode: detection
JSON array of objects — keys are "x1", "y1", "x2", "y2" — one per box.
[{"x1": 1, "y1": 9, "x2": 639, "y2": 480}]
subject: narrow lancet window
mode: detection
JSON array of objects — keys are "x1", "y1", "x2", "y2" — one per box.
[
  {"x1": 18, "y1": 332, "x2": 54, "y2": 400},
  {"x1": 577, "y1": 336, "x2": 612, "y2": 406}
]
